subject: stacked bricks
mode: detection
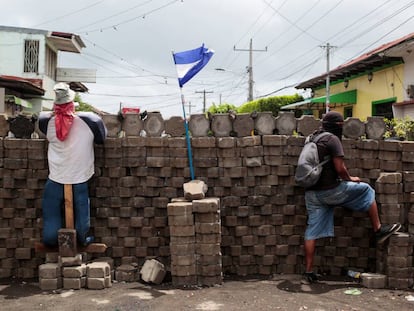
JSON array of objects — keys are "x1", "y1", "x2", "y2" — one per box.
[
  {"x1": 39, "y1": 254, "x2": 112, "y2": 290},
  {"x1": 86, "y1": 261, "x2": 112, "y2": 289},
  {"x1": 63, "y1": 262, "x2": 87, "y2": 290},
  {"x1": 376, "y1": 173, "x2": 403, "y2": 225},
  {"x1": 168, "y1": 200, "x2": 197, "y2": 286},
  {"x1": 2, "y1": 127, "x2": 414, "y2": 289},
  {"x1": 344, "y1": 139, "x2": 380, "y2": 182},
  {"x1": 91, "y1": 136, "x2": 171, "y2": 269},
  {"x1": 39, "y1": 228, "x2": 112, "y2": 290},
  {"x1": 403, "y1": 171, "x2": 414, "y2": 235},
  {"x1": 376, "y1": 232, "x2": 414, "y2": 289},
  {"x1": 193, "y1": 198, "x2": 222, "y2": 286},
  {"x1": 1, "y1": 138, "x2": 46, "y2": 279},
  {"x1": 39, "y1": 261, "x2": 62, "y2": 290},
  {"x1": 168, "y1": 197, "x2": 222, "y2": 287}
]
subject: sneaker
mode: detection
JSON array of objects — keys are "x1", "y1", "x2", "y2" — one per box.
[
  {"x1": 302, "y1": 271, "x2": 319, "y2": 284},
  {"x1": 376, "y1": 223, "x2": 401, "y2": 243},
  {"x1": 83, "y1": 236, "x2": 95, "y2": 246}
]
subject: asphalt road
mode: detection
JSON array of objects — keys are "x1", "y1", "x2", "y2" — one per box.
[{"x1": 1, "y1": 274, "x2": 414, "y2": 311}]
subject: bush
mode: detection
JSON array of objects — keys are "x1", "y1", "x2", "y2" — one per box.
[{"x1": 384, "y1": 117, "x2": 414, "y2": 140}]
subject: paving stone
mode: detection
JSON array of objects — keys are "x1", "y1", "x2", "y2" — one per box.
[
  {"x1": 38, "y1": 263, "x2": 61, "y2": 279},
  {"x1": 87, "y1": 262, "x2": 110, "y2": 278}
]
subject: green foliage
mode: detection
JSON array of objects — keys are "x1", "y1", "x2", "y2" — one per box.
[
  {"x1": 384, "y1": 117, "x2": 414, "y2": 140},
  {"x1": 74, "y1": 94, "x2": 95, "y2": 112},
  {"x1": 207, "y1": 94, "x2": 304, "y2": 116},
  {"x1": 237, "y1": 94, "x2": 304, "y2": 116},
  {"x1": 207, "y1": 103, "x2": 237, "y2": 114}
]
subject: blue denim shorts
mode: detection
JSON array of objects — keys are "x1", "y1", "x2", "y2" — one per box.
[{"x1": 304, "y1": 181, "x2": 375, "y2": 240}]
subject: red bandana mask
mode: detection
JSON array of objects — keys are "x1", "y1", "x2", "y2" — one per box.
[{"x1": 54, "y1": 102, "x2": 75, "y2": 141}]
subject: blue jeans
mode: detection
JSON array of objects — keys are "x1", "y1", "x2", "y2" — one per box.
[
  {"x1": 304, "y1": 181, "x2": 374, "y2": 240},
  {"x1": 42, "y1": 179, "x2": 90, "y2": 247}
]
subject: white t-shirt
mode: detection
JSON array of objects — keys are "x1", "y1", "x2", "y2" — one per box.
[{"x1": 46, "y1": 115, "x2": 95, "y2": 184}]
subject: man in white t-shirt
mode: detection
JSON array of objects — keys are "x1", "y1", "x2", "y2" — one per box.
[{"x1": 39, "y1": 83, "x2": 107, "y2": 247}]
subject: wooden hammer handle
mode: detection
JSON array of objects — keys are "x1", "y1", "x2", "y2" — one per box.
[{"x1": 64, "y1": 184, "x2": 74, "y2": 229}]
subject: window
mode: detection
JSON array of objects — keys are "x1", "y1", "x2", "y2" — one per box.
[
  {"x1": 372, "y1": 97, "x2": 396, "y2": 119},
  {"x1": 344, "y1": 106, "x2": 353, "y2": 118},
  {"x1": 45, "y1": 45, "x2": 57, "y2": 79},
  {"x1": 24, "y1": 40, "x2": 39, "y2": 73}
]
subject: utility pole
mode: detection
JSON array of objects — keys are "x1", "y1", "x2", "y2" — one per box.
[
  {"x1": 187, "y1": 101, "x2": 195, "y2": 115},
  {"x1": 234, "y1": 38, "x2": 267, "y2": 102},
  {"x1": 195, "y1": 89, "x2": 213, "y2": 113},
  {"x1": 320, "y1": 43, "x2": 336, "y2": 114}
]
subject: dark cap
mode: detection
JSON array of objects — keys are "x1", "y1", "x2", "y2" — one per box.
[{"x1": 322, "y1": 111, "x2": 344, "y2": 125}]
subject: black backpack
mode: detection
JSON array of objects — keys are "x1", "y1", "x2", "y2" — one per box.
[{"x1": 295, "y1": 132, "x2": 332, "y2": 188}]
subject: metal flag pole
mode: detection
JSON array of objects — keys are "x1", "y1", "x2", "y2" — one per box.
[{"x1": 180, "y1": 88, "x2": 195, "y2": 180}]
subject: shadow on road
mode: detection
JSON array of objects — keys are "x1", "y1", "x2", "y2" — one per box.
[
  {"x1": 276, "y1": 275, "x2": 362, "y2": 294},
  {"x1": 0, "y1": 278, "x2": 42, "y2": 300}
]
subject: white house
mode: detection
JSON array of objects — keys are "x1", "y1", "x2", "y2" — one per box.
[{"x1": 0, "y1": 26, "x2": 92, "y2": 116}]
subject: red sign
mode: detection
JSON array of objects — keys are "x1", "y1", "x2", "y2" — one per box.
[{"x1": 121, "y1": 107, "x2": 140, "y2": 114}]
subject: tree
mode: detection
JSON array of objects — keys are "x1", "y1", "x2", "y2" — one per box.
[
  {"x1": 207, "y1": 94, "x2": 304, "y2": 116},
  {"x1": 207, "y1": 103, "x2": 238, "y2": 114},
  {"x1": 237, "y1": 94, "x2": 303, "y2": 116},
  {"x1": 74, "y1": 94, "x2": 94, "y2": 112}
]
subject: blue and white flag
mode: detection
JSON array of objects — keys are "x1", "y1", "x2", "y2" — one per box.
[{"x1": 173, "y1": 44, "x2": 214, "y2": 88}]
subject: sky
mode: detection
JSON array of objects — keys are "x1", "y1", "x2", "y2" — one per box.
[{"x1": 1, "y1": 0, "x2": 414, "y2": 118}]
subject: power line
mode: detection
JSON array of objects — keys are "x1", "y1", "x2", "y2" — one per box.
[
  {"x1": 74, "y1": 0, "x2": 155, "y2": 32},
  {"x1": 31, "y1": 1, "x2": 105, "y2": 28},
  {"x1": 78, "y1": 0, "x2": 180, "y2": 34}
]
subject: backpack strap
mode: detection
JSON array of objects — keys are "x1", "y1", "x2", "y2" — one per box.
[
  {"x1": 311, "y1": 132, "x2": 332, "y2": 165},
  {"x1": 311, "y1": 131, "x2": 332, "y2": 143}
]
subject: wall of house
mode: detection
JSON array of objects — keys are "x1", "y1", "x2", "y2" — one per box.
[
  {"x1": 314, "y1": 64, "x2": 406, "y2": 120},
  {"x1": 0, "y1": 29, "x2": 57, "y2": 112},
  {"x1": 0, "y1": 30, "x2": 46, "y2": 78},
  {"x1": 0, "y1": 113, "x2": 413, "y2": 288},
  {"x1": 404, "y1": 51, "x2": 414, "y2": 99}
]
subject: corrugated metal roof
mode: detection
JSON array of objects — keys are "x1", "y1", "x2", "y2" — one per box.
[{"x1": 0, "y1": 75, "x2": 45, "y2": 96}]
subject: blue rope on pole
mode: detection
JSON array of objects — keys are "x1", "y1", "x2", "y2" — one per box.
[{"x1": 180, "y1": 91, "x2": 195, "y2": 180}]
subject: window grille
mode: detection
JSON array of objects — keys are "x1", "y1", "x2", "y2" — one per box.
[
  {"x1": 24, "y1": 40, "x2": 39, "y2": 73},
  {"x1": 45, "y1": 45, "x2": 57, "y2": 78}
]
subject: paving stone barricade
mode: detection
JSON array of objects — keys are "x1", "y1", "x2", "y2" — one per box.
[{"x1": 0, "y1": 112, "x2": 413, "y2": 289}]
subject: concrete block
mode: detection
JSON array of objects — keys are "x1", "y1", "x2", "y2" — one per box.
[
  {"x1": 87, "y1": 262, "x2": 110, "y2": 278},
  {"x1": 63, "y1": 277, "x2": 85, "y2": 290},
  {"x1": 183, "y1": 180, "x2": 208, "y2": 201},
  {"x1": 233, "y1": 113, "x2": 254, "y2": 137},
  {"x1": 255, "y1": 112, "x2": 275, "y2": 135},
  {"x1": 39, "y1": 277, "x2": 62, "y2": 290},
  {"x1": 167, "y1": 201, "x2": 193, "y2": 216},
  {"x1": 365, "y1": 116, "x2": 386, "y2": 140},
  {"x1": 105, "y1": 275, "x2": 112, "y2": 288},
  {"x1": 115, "y1": 264, "x2": 138, "y2": 282},
  {"x1": 361, "y1": 273, "x2": 387, "y2": 289},
  {"x1": 45, "y1": 252, "x2": 59, "y2": 263},
  {"x1": 140, "y1": 259, "x2": 166, "y2": 284},
  {"x1": 342, "y1": 117, "x2": 365, "y2": 139},
  {"x1": 59, "y1": 254, "x2": 82, "y2": 267},
  {"x1": 38, "y1": 263, "x2": 61, "y2": 279},
  {"x1": 388, "y1": 277, "x2": 414, "y2": 289},
  {"x1": 193, "y1": 198, "x2": 220, "y2": 214},
  {"x1": 62, "y1": 264, "x2": 86, "y2": 278},
  {"x1": 87, "y1": 277, "x2": 106, "y2": 290},
  {"x1": 211, "y1": 113, "x2": 232, "y2": 137},
  {"x1": 377, "y1": 172, "x2": 402, "y2": 184}
]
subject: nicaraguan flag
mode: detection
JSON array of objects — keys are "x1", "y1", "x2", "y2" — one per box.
[{"x1": 173, "y1": 44, "x2": 214, "y2": 88}]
